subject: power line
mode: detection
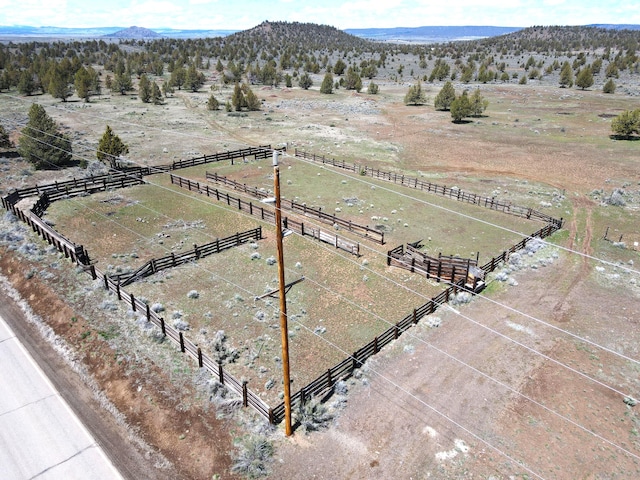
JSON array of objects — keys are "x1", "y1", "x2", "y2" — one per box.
[
  {"x1": 10, "y1": 115, "x2": 640, "y2": 393},
  {"x1": 5, "y1": 102, "x2": 640, "y2": 476}
]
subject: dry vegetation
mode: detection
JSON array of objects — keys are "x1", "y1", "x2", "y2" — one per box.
[{"x1": 1, "y1": 24, "x2": 640, "y2": 479}]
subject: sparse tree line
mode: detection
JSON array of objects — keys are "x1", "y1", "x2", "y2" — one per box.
[
  {"x1": 1, "y1": 22, "x2": 637, "y2": 105},
  {"x1": 0, "y1": 22, "x2": 639, "y2": 170},
  {"x1": 404, "y1": 80, "x2": 489, "y2": 122},
  {"x1": 0, "y1": 102, "x2": 130, "y2": 170}
]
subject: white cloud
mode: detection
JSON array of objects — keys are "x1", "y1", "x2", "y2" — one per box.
[{"x1": 0, "y1": 0, "x2": 636, "y2": 30}]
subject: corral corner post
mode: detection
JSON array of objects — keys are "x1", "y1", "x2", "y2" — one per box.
[{"x1": 273, "y1": 150, "x2": 293, "y2": 436}]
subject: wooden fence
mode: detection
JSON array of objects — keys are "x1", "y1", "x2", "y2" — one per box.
[
  {"x1": 270, "y1": 276, "x2": 469, "y2": 422},
  {"x1": 269, "y1": 208, "x2": 563, "y2": 424},
  {"x1": 388, "y1": 244, "x2": 481, "y2": 286},
  {"x1": 109, "y1": 145, "x2": 284, "y2": 172},
  {"x1": 294, "y1": 149, "x2": 563, "y2": 227},
  {"x1": 1, "y1": 198, "x2": 274, "y2": 423},
  {"x1": 170, "y1": 173, "x2": 361, "y2": 256},
  {"x1": 478, "y1": 222, "x2": 560, "y2": 273},
  {"x1": 206, "y1": 171, "x2": 385, "y2": 244},
  {"x1": 294, "y1": 150, "x2": 359, "y2": 173},
  {"x1": 98, "y1": 270, "x2": 272, "y2": 420},
  {"x1": 1, "y1": 145, "x2": 565, "y2": 429},
  {"x1": 109, "y1": 227, "x2": 263, "y2": 286},
  {"x1": 1, "y1": 171, "x2": 146, "y2": 204},
  {"x1": 10, "y1": 206, "x2": 92, "y2": 265}
]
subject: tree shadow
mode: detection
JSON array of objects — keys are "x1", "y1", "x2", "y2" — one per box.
[
  {"x1": 452, "y1": 119, "x2": 473, "y2": 124},
  {"x1": 609, "y1": 134, "x2": 640, "y2": 141}
]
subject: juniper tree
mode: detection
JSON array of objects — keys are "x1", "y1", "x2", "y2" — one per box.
[
  {"x1": 232, "y1": 83, "x2": 245, "y2": 111},
  {"x1": 404, "y1": 81, "x2": 427, "y2": 106},
  {"x1": 74, "y1": 66, "x2": 94, "y2": 102},
  {"x1": 469, "y1": 88, "x2": 489, "y2": 117},
  {"x1": 298, "y1": 72, "x2": 313, "y2": 90},
  {"x1": 320, "y1": 72, "x2": 333, "y2": 94},
  {"x1": 0, "y1": 123, "x2": 13, "y2": 149},
  {"x1": 344, "y1": 67, "x2": 362, "y2": 92},
  {"x1": 17, "y1": 70, "x2": 35, "y2": 96},
  {"x1": 47, "y1": 63, "x2": 71, "y2": 102},
  {"x1": 207, "y1": 94, "x2": 220, "y2": 110},
  {"x1": 243, "y1": 84, "x2": 261, "y2": 111},
  {"x1": 450, "y1": 91, "x2": 472, "y2": 122},
  {"x1": 97, "y1": 125, "x2": 129, "y2": 167},
  {"x1": 18, "y1": 104, "x2": 72, "y2": 169},
  {"x1": 434, "y1": 81, "x2": 456, "y2": 111},
  {"x1": 559, "y1": 61, "x2": 573, "y2": 88},
  {"x1": 603, "y1": 78, "x2": 616, "y2": 93},
  {"x1": 138, "y1": 74, "x2": 151, "y2": 103},
  {"x1": 575, "y1": 67, "x2": 594, "y2": 90},
  {"x1": 151, "y1": 81, "x2": 163, "y2": 104},
  {"x1": 611, "y1": 110, "x2": 640, "y2": 138}
]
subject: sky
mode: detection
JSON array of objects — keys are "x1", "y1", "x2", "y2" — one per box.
[{"x1": 1, "y1": 0, "x2": 639, "y2": 30}]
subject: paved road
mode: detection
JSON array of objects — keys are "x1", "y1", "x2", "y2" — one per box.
[{"x1": 0, "y1": 314, "x2": 125, "y2": 480}]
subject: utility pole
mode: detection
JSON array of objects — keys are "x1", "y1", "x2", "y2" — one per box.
[{"x1": 273, "y1": 150, "x2": 292, "y2": 436}]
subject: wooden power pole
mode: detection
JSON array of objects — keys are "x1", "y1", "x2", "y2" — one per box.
[{"x1": 273, "y1": 150, "x2": 293, "y2": 436}]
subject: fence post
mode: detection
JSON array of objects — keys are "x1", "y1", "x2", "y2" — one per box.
[
  {"x1": 413, "y1": 308, "x2": 418, "y2": 324},
  {"x1": 116, "y1": 281, "x2": 121, "y2": 300},
  {"x1": 374, "y1": 336, "x2": 379, "y2": 354},
  {"x1": 179, "y1": 331, "x2": 185, "y2": 352},
  {"x1": 146, "y1": 303, "x2": 151, "y2": 321},
  {"x1": 327, "y1": 369, "x2": 333, "y2": 388},
  {"x1": 198, "y1": 347, "x2": 203, "y2": 368},
  {"x1": 242, "y1": 381, "x2": 248, "y2": 407},
  {"x1": 103, "y1": 274, "x2": 108, "y2": 290},
  {"x1": 130, "y1": 293, "x2": 136, "y2": 311},
  {"x1": 90, "y1": 265, "x2": 96, "y2": 280},
  {"x1": 160, "y1": 317, "x2": 166, "y2": 336},
  {"x1": 218, "y1": 362, "x2": 224, "y2": 384}
]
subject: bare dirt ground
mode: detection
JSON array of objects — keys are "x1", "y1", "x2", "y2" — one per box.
[{"x1": 1, "y1": 80, "x2": 639, "y2": 479}]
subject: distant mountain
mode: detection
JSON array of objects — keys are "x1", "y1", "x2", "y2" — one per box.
[
  {"x1": 345, "y1": 25, "x2": 522, "y2": 43},
  {"x1": 588, "y1": 24, "x2": 640, "y2": 30},
  {"x1": 0, "y1": 25, "x2": 236, "y2": 39},
  {"x1": 0, "y1": 25, "x2": 123, "y2": 37},
  {"x1": 231, "y1": 21, "x2": 371, "y2": 50},
  {"x1": 1, "y1": 23, "x2": 638, "y2": 42},
  {"x1": 104, "y1": 26, "x2": 162, "y2": 38}
]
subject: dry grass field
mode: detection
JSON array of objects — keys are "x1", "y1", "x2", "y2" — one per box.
[{"x1": 1, "y1": 68, "x2": 640, "y2": 479}]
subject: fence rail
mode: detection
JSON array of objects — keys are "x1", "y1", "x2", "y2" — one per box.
[
  {"x1": 170, "y1": 145, "x2": 280, "y2": 170},
  {"x1": 98, "y1": 270, "x2": 272, "y2": 419},
  {"x1": 206, "y1": 172, "x2": 385, "y2": 244},
  {"x1": 387, "y1": 244, "x2": 481, "y2": 286},
  {"x1": 170, "y1": 174, "x2": 361, "y2": 256},
  {"x1": 2, "y1": 191, "x2": 273, "y2": 423},
  {"x1": 2, "y1": 171, "x2": 146, "y2": 203},
  {"x1": 295, "y1": 149, "x2": 563, "y2": 227},
  {"x1": 109, "y1": 145, "x2": 284, "y2": 173},
  {"x1": 269, "y1": 209, "x2": 563, "y2": 424},
  {"x1": 109, "y1": 227, "x2": 263, "y2": 286},
  {"x1": 2, "y1": 146, "x2": 565, "y2": 430}
]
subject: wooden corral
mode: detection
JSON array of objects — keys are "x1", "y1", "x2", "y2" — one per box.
[{"x1": 388, "y1": 244, "x2": 485, "y2": 291}]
